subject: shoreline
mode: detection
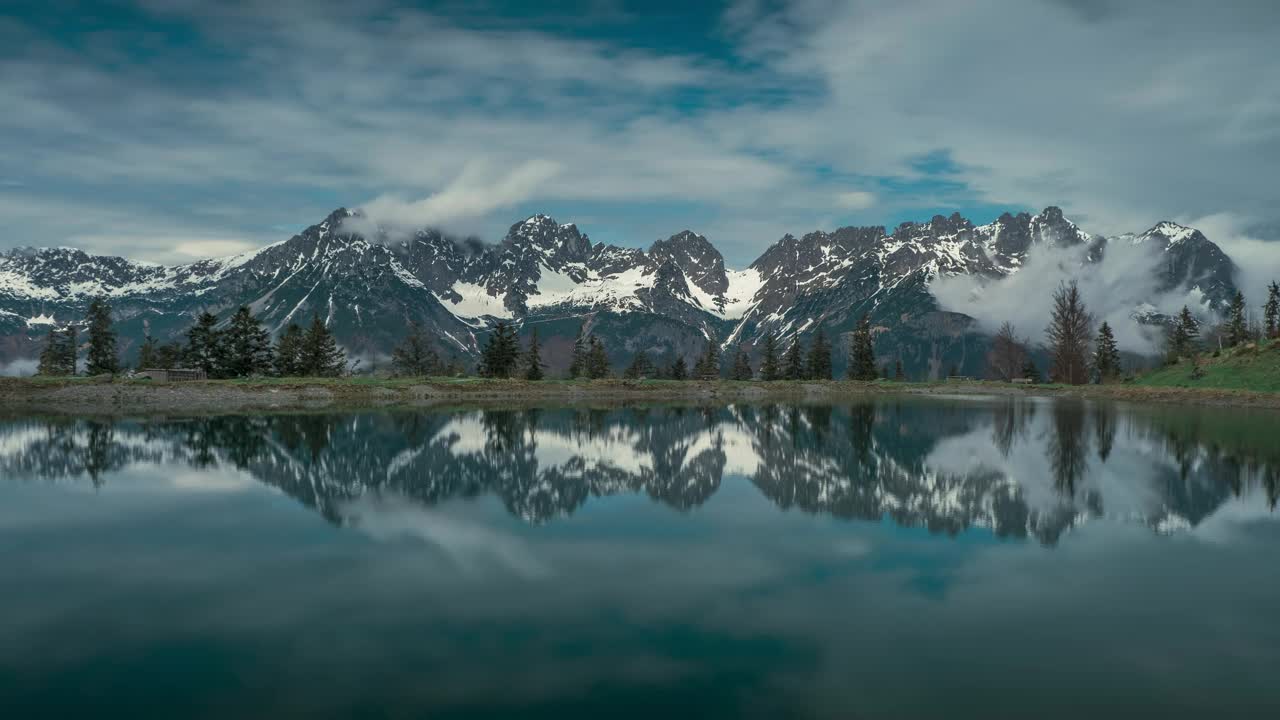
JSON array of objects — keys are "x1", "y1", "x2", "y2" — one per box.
[{"x1": 3, "y1": 376, "x2": 1279, "y2": 414}]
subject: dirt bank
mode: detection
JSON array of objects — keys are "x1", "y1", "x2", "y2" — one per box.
[{"x1": 2, "y1": 377, "x2": 1278, "y2": 415}]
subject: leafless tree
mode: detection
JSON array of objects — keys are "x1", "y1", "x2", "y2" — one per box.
[
  {"x1": 1046, "y1": 280, "x2": 1093, "y2": 385},
  {"x1": 987, "y1": 321, "x2": 1028, "y2": 381}
]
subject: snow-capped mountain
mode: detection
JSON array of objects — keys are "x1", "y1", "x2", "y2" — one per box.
[{"x1": 0, "y1": 206, "x2": 1240, "y2": 375}]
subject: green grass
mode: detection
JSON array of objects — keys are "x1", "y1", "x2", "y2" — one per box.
[{"x1": 1133, "y1": 339, "x2": 1280, "y2": 392}]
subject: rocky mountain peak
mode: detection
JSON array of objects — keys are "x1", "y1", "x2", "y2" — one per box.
[{"x1": 649, "y1": 230, "x2": 728, "y2": 296}]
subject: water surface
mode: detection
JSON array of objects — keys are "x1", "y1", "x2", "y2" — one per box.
[{"x1": 2, "y1": 397, "x2": 1278, "y2": 718}]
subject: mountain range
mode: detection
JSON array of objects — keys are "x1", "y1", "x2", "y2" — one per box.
[{"x1": 0, "y1": 206, "x2": 1239, "y2": 376}]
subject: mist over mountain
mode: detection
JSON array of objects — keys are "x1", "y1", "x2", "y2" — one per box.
[{"x1": 0, "y1": 206, "x2": 1242, "y2": 377}]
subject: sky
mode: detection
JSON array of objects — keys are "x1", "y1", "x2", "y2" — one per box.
[{"x1": 1, "y1": 0, "x2": 1278, "y2": 267}]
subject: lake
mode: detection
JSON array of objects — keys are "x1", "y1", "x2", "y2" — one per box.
[{"x1": 2, "y1": 396, "x2": 1278, "y2": 718}]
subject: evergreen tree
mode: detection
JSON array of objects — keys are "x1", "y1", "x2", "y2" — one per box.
[
  {"x1": 84, "y1": 297, "x2": 119, "y2": 375},
  {"x1": 568, "y1": 324, "x2": 587, "y2": 379},
  {"x1": 1264, "y1": 281, "x2": 1279, "y2": 339},
  {"x1": 1046, "y1": 280, "x2": 1092, "y2": 385},
  {"x1": 391, "y1": 321, "x2": 440, "y2": 377},
  {"x1": 37, "y1": 326, "x2": 72, "y2": 376},
  {"x1": 1225, "y1": 290, "x2": 1248, "y2": 347},
  {"x1": 693, "y1": 339, "x2": 720, "y2": 380},
  {"x1": 223, "y1": 306, "x2": 274, "y2": 377},
  {"x1": 137, "y1": 334, "x2": 158, "y2": 370},
  {"x1": 298, "y1": 314, "x2": 347, "y2": 377},
  {"x1": 669, "y1": 355, "x2": 688, "y2": 381},
  {"x1": 1093, "y1": 321, "x2": 1122, "y2": 382},
  {"x1": 806, "y1": 328, "x2": 832, "y2": 380},
  {"x1": 783, "y1": 337, "x2": 805, "y2": 380},
  {"x1": 847, "y1": 314, "x2": 877, "y2": 381},
  {"x1": 730, "y1": 346, "x2": 753, "y2": 380},
  {"x1": 479, "y1": 321, "x2": 521, "y2": 378},
  {"x1": 273, "y1": 323, "x2": 304, "y2": 376},
  {"x1": 1021, "y1": 357, "x2": 1043, "y2": 384},
  {"x1": 585, "y1": 336, "x2": 611, "y2": 379},
  {"x1": 185, "y1": 312, "x2": 226, "y2": 377},
  {"x1": 623, "y1": 352, "x2": 657, "y2": 380},
  {"x1": 759, "y1": 333, "x2": 781, "y2": 381},
  {"x1": 1167, "y1": 305, "x2": 1199, "y2": 361},
  {"x1": 894, "y1": 358, "x2": 905, "y2": 381},
  {"x1": 524, "y1": 328, "x2": 546, "y2": 380}
]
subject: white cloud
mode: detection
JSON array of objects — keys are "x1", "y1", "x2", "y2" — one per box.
[
  {"x1": 0, "y1": 357, "x2": 38, "y2": 377},
  {"x1": 359, "y1": 159, "x2": 562, "y2": 232},
  {"x1": 833, "y1": 190, "x2": 876, "y2": 210}
]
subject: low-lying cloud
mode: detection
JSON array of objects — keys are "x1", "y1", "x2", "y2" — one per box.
[{"x1": 931, "y1": 240, "x2": 1209, "y2": 354}]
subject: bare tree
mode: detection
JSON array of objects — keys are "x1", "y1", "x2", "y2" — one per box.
[
  {"x1": 1046, "y1": 280, "x2": 1093, "y2": 385},
  {"x1": 987, "y1": 321, "x2": 1027, "y2": 381}
]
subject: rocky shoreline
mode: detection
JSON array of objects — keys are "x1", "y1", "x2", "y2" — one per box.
[{"x1": 3, "y1": 377, "x2": 1279, "y2": 415}]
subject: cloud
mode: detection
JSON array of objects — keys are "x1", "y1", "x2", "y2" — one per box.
[
  {"x1": 931, "y1": 239, "x2": 1207, "y2": 353},
  {"x1": 833, "y1": 190, "x2": 876, "y2": 210},
  {"x1": 1179, "y1": 212, "x2": 1280, "y2": 310},
  {"x1": 0, "y1": 357, "x2": 38, "y2": 377},
  {"x1": 359, "y1": 159, "x2": 562, "y2": 232}
]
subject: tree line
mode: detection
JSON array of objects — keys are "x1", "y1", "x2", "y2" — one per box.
[{"x1": 37, "y1": 298, "x2": 349, "y2": 378}]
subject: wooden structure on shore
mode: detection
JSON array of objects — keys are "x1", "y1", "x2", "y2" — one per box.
[{"x1": 135, "y1": 368, "x2": 208, "y2": 382}]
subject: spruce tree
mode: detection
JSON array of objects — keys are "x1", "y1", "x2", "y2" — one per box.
[
  {"x1": 185, "y1": 312, "x2": 225, "y2": 377},
  {"x1": 137, "y1": 334, "x2": 158, "y2": 370},
  {"x1": 806, "y1": 328, "x2": 832, "y2": 380},
  {"x1": 623, "y1": 352, "x2": 656, "y2": 380},
  {"x1": 223, "y1": 306, "x2": 273, "y2": 377},
  {"x1": 62, "y1": 326, "x2": 79, "y2": 375},
  {"x1": 37, "y1": 326, "x2": 70, "y2": 376},
  {"x1": 299, "y1": 314, "x2": 346, "y2": 377},
  {"x1": 273, "y1": 323, "x2": 304, "y2": 377},
  {"x1": 84, "y1": 297, "x2": 119, "y2": 376},
  {"x1": 1022, "y1": 357, "x2": 1043, "y2": 384},
  {"x1": 1045, "y1": 280, "x2": 1092, "y2": 385},
  {"x1": 568, "y1": 324, "x2": 587, "y2": 379},
  {"x1": 894, "y1": 358, "x2": 905, "y2": 381},
  {"x1": 1167, "y1": 306, "x2": 1199, "y2": 361},
  {"x1": 847, "y1": 314, "x2": 877, "y2": 381},
  {"x1": 1264, "y1": 281, "x2": 1279, "y2": 339},
  {"x1": 391, "y1": 321, "x2": 440, "y2": 377},
  {"x1": 524, "y1": 328, "x2": 546, "y2": 380},
  {"x1": 479, "y1": 321, "x2": 520, "y2": 378},
  {"x1": 759, "y1": 333, "x2": 781, "y2": 381},
  {"x1": 783, "y1": 337, "x2": 805, "y2": 380},
  {"x1": 730, "y1": 346, "x2": 753, "y2": 380},
  {"x1": 1225, "y1": 290, "x2": 1248, "y2": 347},
  {"x1": 694, "y1": 339, "x2": 720, "y2": 380},
  {"x1": 585, "y1": 336, "x2": 610, "y2": 379},
  {"x1": 1093, "y1": 321, "x2": 1121, "y2": 382},
  {"x1": 669, "y1": 355, "x2": 688, "y2": 381}
]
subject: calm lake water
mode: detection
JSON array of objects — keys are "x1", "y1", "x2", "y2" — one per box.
[{"x1": 2, "y1": 396, "x2": 1278, "y2": 718}]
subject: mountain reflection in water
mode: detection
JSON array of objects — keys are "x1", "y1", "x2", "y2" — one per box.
[{"x1": 2, "y1": 398, "x2": 1277, "y2": 545}]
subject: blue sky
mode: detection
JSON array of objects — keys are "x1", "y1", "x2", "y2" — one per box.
[{"x1": 2, "y1": 0, "x2": 1278, "y2": 266}]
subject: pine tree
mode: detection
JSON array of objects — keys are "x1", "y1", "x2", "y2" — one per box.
[
  {"x1": 759, "y1": 333, "x2": 781, "y2": 381},
  {"x1": 894, "y1": 358, "x2": 905, "y2": 381},
  {"x1": 1046, "y1": 280, "x2": 1092, "y2": 385},
  {"x1": 37, "y1": 326, "x2": 71, "y2": 376},
  {"x1": 137, "y1": 334, "x2": 158, "y2": 370},
  {"x1": 84, "y1": 297, "x2": 119, "y2": 376},
  {"x1": 62, "y1": 325, "x2": 79, "y2": 375},
  {"x1": 1022, "y1": 357, "x2": 1043, "y2": 384},
  {"x1": 1167, "y1": 305, "x2": 1199, "y2": 361},
  {"x1": 806, "y1": 328, "x2": 832, "y2": 380},
  {"x1": 479, "y1": 321, "x2": 520, "y2": 378},
  {"x1": 693, "y1": 339, "x2": 720, "y2": 380},
  {"x1": 185, "y1": 312, "x2": 225, "y2": 377},
  {"x1": 1093, "y1": 321, "x2": 1121, "y2": 382},
  {"x1": 669, "y1": 355, "x2": 688, "y2": 381},
  {"x1": 783, "y1": 337, "x2": 805, "y2": 380},
  {"x1": 299, "y1": 314, "x2": 346, "y2": 377},
  {"x1": 391, "y1": 321, "x2": 440, "y2": 377},
  {"x1": 847, "y1": 314, "x2": 877, "y2": 381},
  {"x1": 585, "y1": 336, "x2": 610, "y2": 379},
  {"x1": 273, "y1": 323, "x2": 304, "y2": 377},
  {"x1": 568, "y1": 324, "x2": 587, "y2": 379},
  {"x1": 1264, "y1": 281, "x2": 1279, "y2": 339},
  {"x1": 623, "y1": 352, "x2": 656, "y2": 380},
  {"x1": 524, "y1": 328, "x2": 546, "y2": 380},
  {"x1": 730, "y1": 346, "x2": 753, "y2": 380},
  {"x1": 1225, "y1": 290, "x2": 1248, "y2": 347},
  {"x1": 223, "y1": 306, "x2": 273, "y2": 377}
]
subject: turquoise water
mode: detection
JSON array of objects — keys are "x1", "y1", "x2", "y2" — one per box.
[{"x1": 2, "y1": 397, "x2": 1278, "y2": 718}]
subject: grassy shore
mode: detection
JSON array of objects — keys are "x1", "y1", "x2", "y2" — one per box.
[
  {"x1": 1132, "y1": 338, "x2": 1280, "y2": 392},
  {"x1": 4, "y1": 373, "x2": 1280, "y2": 414}
]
